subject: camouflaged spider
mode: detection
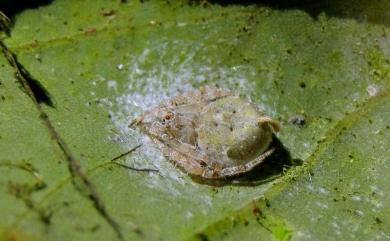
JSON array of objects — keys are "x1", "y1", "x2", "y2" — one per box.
[{"x1": 129, "y1": 86, "x2": 280, "y2": 179}]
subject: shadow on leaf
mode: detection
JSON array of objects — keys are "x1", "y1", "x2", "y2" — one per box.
[
  {"x1": 0, "y1": 0, "x2": 54, "y2": 19},
  {"x1": 208, "y1": 0, "x2": 390, "y2": 27}
]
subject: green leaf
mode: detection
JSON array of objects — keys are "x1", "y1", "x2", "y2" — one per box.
[{"x1": 1, "y1": 1, "x2": 389, "y2": 241}]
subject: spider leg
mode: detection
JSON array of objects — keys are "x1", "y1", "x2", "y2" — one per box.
[
  {"x1": 153, "y1": 137, "x2": 212, "y2": 177},
  {"x1": 258, "y1": 117, "x2": 281, "y2": 132},
  {"x1": 110, "y1": 144, "x2": 142, "y2": 162},
  {"x1": 219, "y1": 148, "x2": 275, "y2": 178},
  {"x1": 153, "y1": 135, "x2": 278, "y2": 179},
  {"x1": 110, "y1": 144, "x2": 159, "y2": 172},
  {"x1": 112, "y1": 162, "x2": 159, "y2": 172},
  {"x1": 128, "y1": 116, "x2": 143, "y2": 128}
]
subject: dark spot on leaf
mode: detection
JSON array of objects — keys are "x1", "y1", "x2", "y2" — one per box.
[
  {"x1": 40, "y1": 210, "x2": 52, "y2": 225},
  {"x1": 101, "y1": 10, "x2": 115, "y2": 17},
  {"x1": 252, "y1": 205, "x2": 262, "y2": 217},
  {"x1": 288, "y1": 115, "x2": 305, "y2": 126},
  {"x1": 195, "y1": 233, "x2": 209, "y2": 241},
  {"x1": 317, "y1": 139, "x2": 325, "y2": 144},
  {"x1": 375, "y1": 217, "x2": 383, "y2": 224},
  {"x1": 299, "y1": 81, "x2": 306, "y2": 88},
  {"x1": 265, "y1": 198, "x2": 271, "y2": 207},
  {"x1": 84, "y1": 27, "x2": 97, "y2": 35},
  {"x1": 324, "y1": 117, "x2": 332, "y2": 122}
]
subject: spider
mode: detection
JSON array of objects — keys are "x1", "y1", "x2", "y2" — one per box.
[{"x1": 129, "y1": 86, "x2": 280, "y2": 179}]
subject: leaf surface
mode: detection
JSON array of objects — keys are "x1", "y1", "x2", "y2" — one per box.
[{"x1": 1, "y1": 1, "x2": 389, "y2": 240}]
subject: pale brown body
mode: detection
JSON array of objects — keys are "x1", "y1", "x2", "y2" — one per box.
[{"x1": 129, "y1": 86, "x2": 280, "y2": 179}]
